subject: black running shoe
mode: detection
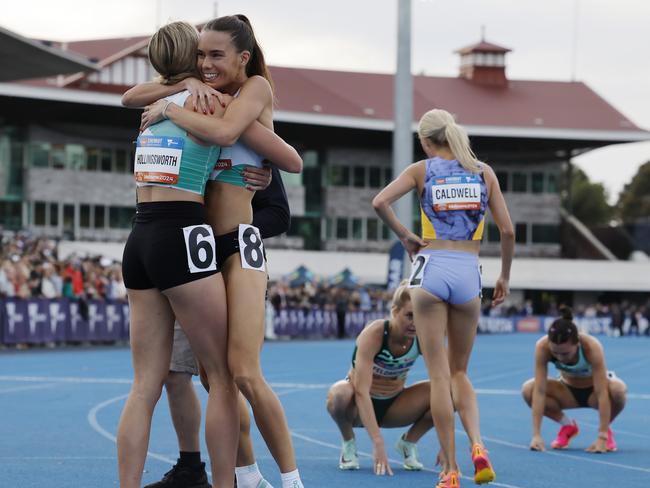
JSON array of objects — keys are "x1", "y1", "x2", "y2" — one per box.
[{"x1": 143, "y1": 461, "x2": 211, "y2": 488}]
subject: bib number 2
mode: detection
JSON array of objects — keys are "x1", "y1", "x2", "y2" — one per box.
[
  {"x1": 408, "y1": 254, "x2": 430, "y2": 288},
  {"x1": 238, "y1": 224, "x2": 265, "y2": 272},
  {"x1": 183, "y1": 225, "x2": 217, "y2": 274}
]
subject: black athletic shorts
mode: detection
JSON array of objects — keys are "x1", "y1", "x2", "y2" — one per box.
[
  {"x1": 372, "y1": 395, "x2": 399, "y2": 425},
  {"x1": 560, "y1": 379, "x2": 594, "y2": 408},
  {"x1": 215, "y1": 226, "x2": 267, "y2": 269},
  {"x1": 122, "y1": 201, "x2": 219, "y2": 291}
]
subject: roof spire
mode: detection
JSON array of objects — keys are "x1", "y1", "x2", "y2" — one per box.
[{"x1": 481, "y1": 25, "x2": 486, "y2": 42}]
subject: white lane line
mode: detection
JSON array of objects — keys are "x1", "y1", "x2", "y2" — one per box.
[
  {"x1": 576, "y1": 419, "x2": 650, "y2": 440},
  {"x1": 289, "y1": 431, "x2": 525, "y2": 488},
  {"x1": 482, "y1": 435, "x2": 650, "y2": 474},
  {"x1": 3, "y1": 375, "x2": 649, "y2": 399},
  {"x1": 473, "y1": 368, "x2": 530, "y2": 385},
  {"x1": 86, "y1": 393, "x2": 176, "y2": 465},
  {"x1": 0, "y1": 383, "x2": 57, "y2": 394}
]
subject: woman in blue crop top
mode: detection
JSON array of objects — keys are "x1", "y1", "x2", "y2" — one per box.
[
  {"x1": 373, "y1": 109, "x2": 514, "y2": 488},
  {"x1": 326, "y1": 280, "x2": 433, "y2": 476},
  {"x1": 522, "y1": 307, "x2": 627, "y2": 454},
  {"x1": 123, "y1": 15, "x2": 305, "y2": 488}
]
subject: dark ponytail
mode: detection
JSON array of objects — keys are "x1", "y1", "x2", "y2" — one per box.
[
  {"x1": 203, "y1": 14, "x2": 274, "y2": 92},
  {"x1": 547, "y1": 306, "x2": 578, "y2": 344}
]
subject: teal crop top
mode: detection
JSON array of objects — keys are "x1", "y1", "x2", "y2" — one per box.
[
  {"x1": 551, "y1": 344, "x2": 593, "y2": 377},
  {"x1": 208, "y1": 140, "x2": 265, "y2": 188},
  {"x1": 351, "y1": 320, "x2": 421, "y2": 398},
  {"x1": 135, "y1": 91, "x2": 220, "y2": 195}
]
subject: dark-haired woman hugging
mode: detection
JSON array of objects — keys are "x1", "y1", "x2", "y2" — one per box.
[{"x1": 521, "y1": 307, "x2": 627, "y2": 453}]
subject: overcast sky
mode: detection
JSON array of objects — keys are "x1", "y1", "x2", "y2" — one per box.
[{"x1": 3, "y1": 0, "x2": 649, "y2": 203}]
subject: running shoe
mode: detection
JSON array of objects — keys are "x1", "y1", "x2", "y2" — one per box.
[
  {"x1": 436, "y1": 470, "x2": 460, "y2": 488},
  {"x1": 607, "y1": 427, "x2": 617, "y2": 452},
  {"x1": 338, "y1": 438, "x2": 360, "y2": 470},
  {"x1": 471, "y1": 444, "x2": 496, "y2": 484},
  {"x1": 143, "y1": 461, "x2": 211, "y2": 488},
  {"x1": 395, "y1": 433, "x2": 424, "y2": 470},
  {"x1": 550, "y1": 420, "x2": 579, "y2": 449}
]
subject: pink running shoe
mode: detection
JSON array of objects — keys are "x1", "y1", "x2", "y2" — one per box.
[
  {"x1": 607, "y1": 427, "x2": 617, "y2": 452},
  {"x1": 436, "y1": 470, "x2": 460, "y2": 488},
  {"x1": 471, "y1": 444, "x2": 496, "y2": 484},
  {"x1": 551, "y1": 421, "x2": 579, "y2": 449}
]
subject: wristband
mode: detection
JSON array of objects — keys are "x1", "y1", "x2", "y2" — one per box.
[{"x1": 161, "y1": 100, "x2": 173, "y2": 120}]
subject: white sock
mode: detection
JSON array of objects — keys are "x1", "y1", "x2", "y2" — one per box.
[
  {"x1": 235, "y1": 463, "x2": 265, "y2": 488},
  {"x1": 280, "y1": 468, "x2": 303, "y2": 488},
  {"x1": 558, "y1": 414, "x2": 573, "y2": 426}
]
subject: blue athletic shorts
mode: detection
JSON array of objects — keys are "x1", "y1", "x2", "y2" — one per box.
[{"x1": 408, "y1": 250, "x2": 481, "y2": 305}]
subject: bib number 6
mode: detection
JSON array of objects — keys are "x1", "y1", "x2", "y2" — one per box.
[
  {"x1": 408, "y1": 254, "x2": 430, "y2": 288},
  {"x1": 238, "y1": 224, "x2": 265, "y2": 272},
  {"x1": 183, "y1": 224, "x2": 217, "y2": 274}
]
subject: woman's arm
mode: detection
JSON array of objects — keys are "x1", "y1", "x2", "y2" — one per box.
[
  {"x1": 122, "y1": 78, "x2": 225, "y2": 113},
  {"x1": 530, "y1": 339, "x2": 549, "y2": 451},
  {"x1": 239, "y1": 124, "x2": 302, "y2": 173},
  {"x1": 584, "y1": 338, "x2": 611, "y2": 453},
  {"x1": 372, "y1": 162, "x2": 426, "y2": 259},
  {"x1": 352, "y1": 324, "x2": 394, "y2": 476},
  {"x1": 484, "y1": 165, "x2": 515, "y2": 306},
  {"x1": 141, "y1": 75, "x2": 271, "y2": 147}
]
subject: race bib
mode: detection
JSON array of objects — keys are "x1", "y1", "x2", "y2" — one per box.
[
  {"x1": 238, "y1": 224, "x2": 265, "y2": 272},
  {"x1": 431, "y1": 174, "x2": 481, "y2": 211},
  {"x1": 215, "y1": 146, "x2": 232, "y2": 170},
  {"x1": 182, "y1": 224, "x2": 217, "y2": 274},
  {"x1": 408, "y1": 254, "x2": 430, "y2": 288},
  {"x1": 134, "y1": 135, "x2": 184, "y2": 184}
]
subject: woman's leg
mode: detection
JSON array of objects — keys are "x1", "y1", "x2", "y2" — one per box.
[
  {"x1": 164, "y1": 274, "x2": 238, "y2": 488},
  {"x1": 446, "y1": 297, "x2": 482, "y2": 445},
  {"x1": 326, "y1": 380, "x2": 359, "y2": 440},
  {"x1": 521, "y1": 378, "x2": 580, "y2": 422},
  {"x1": 411, "y1": 288, "x2": 456, "y2": 473},
  {"x1": 117, "y1": 288, "x2": 176, "y2": 488},
  {"x1": 381, "y1": 381, "x2": 433, "y2": 442},
  {"x1": 223, "y1": 256, "x2": 297, "y2": 473}
]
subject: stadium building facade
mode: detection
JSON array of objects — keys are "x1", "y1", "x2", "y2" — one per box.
[{"x1": 0, "y1": 33, "x2": 647, "y2": 257}]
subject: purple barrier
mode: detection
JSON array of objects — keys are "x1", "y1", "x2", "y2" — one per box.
[
  {"x1": 2, "y1": 299, "x2": 29, "y2": 344},
  {"x1": 0, "y1": 299, "x2": 129, "y2": 345}
]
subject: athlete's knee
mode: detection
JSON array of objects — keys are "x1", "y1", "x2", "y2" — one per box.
[
  {"x1": 326, "y1": 390, "x2": 349, "y2": 417},
  {"x1": 233, "y1": 372, "x2": 266, "y2": 402},
  {"x1": 131, "y1": 380, "x2": 165, "y2": 406},
  {"x1": 609, "y1": 380, "x2": 627, "y2": 404},
  {"x1": 164, "y1": 371, "x2": 192, "y2": 392},
  {"x1": 521, "y1": 379, "x2": 534, "y2": 405}
]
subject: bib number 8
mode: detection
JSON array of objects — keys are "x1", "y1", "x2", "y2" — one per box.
[
  {"x1": 408, "y1": 254, "x2": 429, "y2": 288},
  {"x1": 238, "y1": 224, "x2": 265, "y2": 272},
  {"x1": 183, "y1": 224, "x2": 217, "y2": 274}
]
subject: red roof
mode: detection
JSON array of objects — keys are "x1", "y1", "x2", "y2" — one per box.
[
  {"x1": 18, "y1": 34, "x2": 645, "y2": 135},
  {"x1": 270, "y1": 66, "x2": 641, "y2": 132},
  {"x1": 456, "y1": 40, "x2": 512, "y2": 55}
]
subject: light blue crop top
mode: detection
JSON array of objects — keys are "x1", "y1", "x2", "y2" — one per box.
[
  {"x1": 135, "y1": 91, "x2": 220, "y2": 195},
  {"x1": 419, "y1": 157, "x2": 488, "y2": 241},
  {"x1": 552, "y1": 344, "x2": 593, "y2": 378}
]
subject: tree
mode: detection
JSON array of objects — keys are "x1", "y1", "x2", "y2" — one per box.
[
  {"x1": 567, "y1": 167, "x2": 613, "y2": 226},
  {"x1": 618, "y1": 161, "x2": 650, "y2": 223}
]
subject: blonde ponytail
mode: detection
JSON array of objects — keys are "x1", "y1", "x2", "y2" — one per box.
[{"x1": 418, "y1": 109, "x2": 481, "y2": 173}]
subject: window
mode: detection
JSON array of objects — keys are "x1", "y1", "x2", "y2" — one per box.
[
  {"x1": 496, "y1": 171, "x2": 508, "y2": 192},
  {"x1": 547, "y1": 173, "x2": 559, "y2": 193},
  {"x1": 352, "y1": 218, "x2": 363, "y2": 239},
  {"x1": 49, "y1": 203, "x2": 58, "y2": 227},
  {"x1": 353, "y1": 167, "x2": 365, "y2": 188},
  {"x1": 63, "y1": 204, "x2": 74, "y2": 231},
  {"x1": 532, "y1": 224, "x2": 559, "y2": 244},
  {"x1": 51, "y1": 145, "x2": 66, "y2": 169},
  {"x1": 487, "y1": 223, "x2": 500, "y2": 242},
  {"x1": 87, "y1": 148, "x2": 100, "y2": 171},
  {"x1": 382, "y1": 223, "x2": 391, "y2": 240},
  {"x1": 329, "y1": 166, "x2": 349, "y2": 186},
  {"x1": 367, "y1": 218, "x2": 379, "y2": 241},
  {"x1": 515, "y1": 223, "x2": 527, "y2": 244},
  {"x1": 115, "y1": 149, "x2": 128, "y2": 173},
  {"x1": 512, "y1": 172, "x2": 528, "y2": 193},
  {"x1": 109, "y1": 206, "x2": 134, "y2": 228},
  {"x1": 80, "y1": 204, "x2": 90, "y2": 228},
  {"x1": 281, "y1": 171, "x2": 303, "y2": 187},
  {"x1": 34, "y1": 202, "x2": 46, "y2": 226},
  {"x1": 30, "y1": 143, "x2": 50, "y2": 168},
  {"x1": 0, "y1": 201, "x2": 22, "y2": 230},
  {"x1": 532, "y1": 172, "x2": 544, "y2": 194},
  {"x1": 94, "y1": 205, "x2": 105, "y2": 228},
  {"x1": 68, "y1": 144, "x2": 86, "y2": 170},
  {"x1": 100, "y1": 149, "x2": 113, "y2": 172},
  {"x1": 336, "y1": 218, "x2": 348, "y2": 239},
  {"x1": 383, "y1": 167, "x2": 393, "y2": 186},
  {"x1": 369, "y1": 167, "x2": 382, "y2": 188},
  {"x1": 303, "y1": 150, "x2": 318, "y2": 168}
]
